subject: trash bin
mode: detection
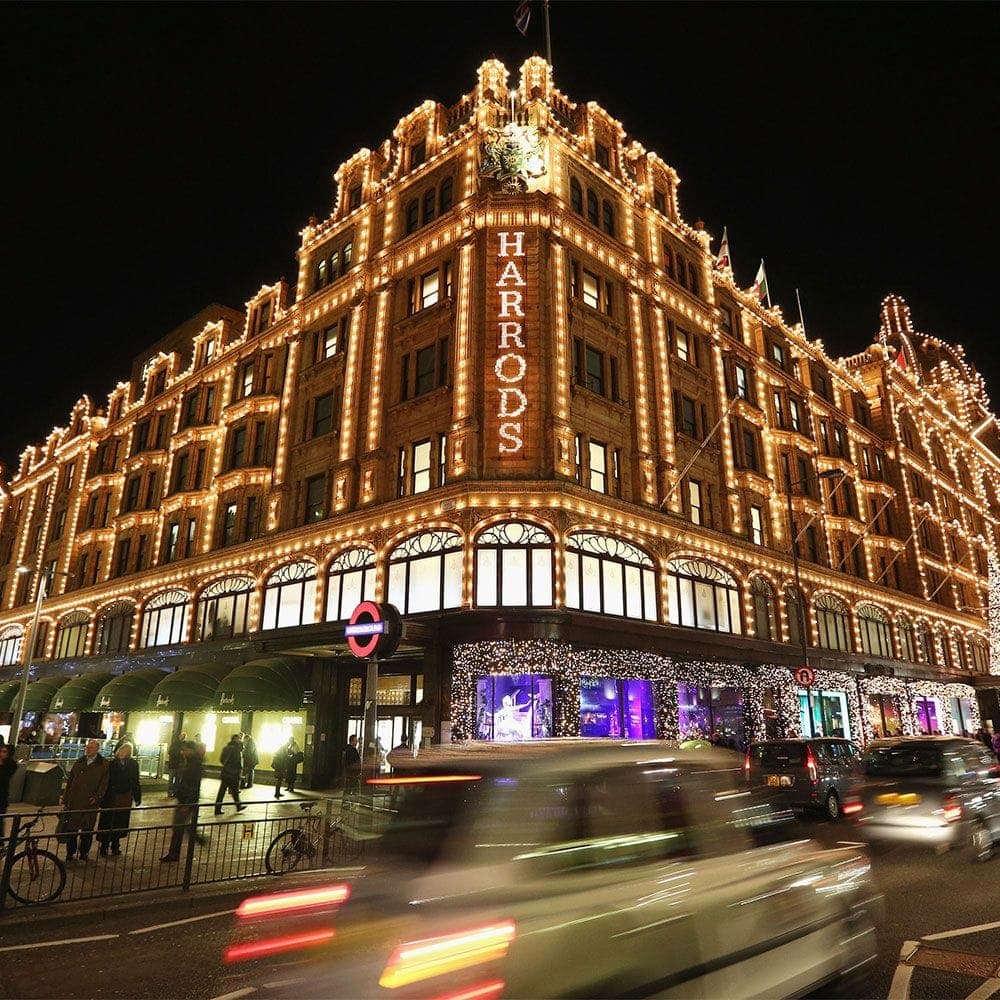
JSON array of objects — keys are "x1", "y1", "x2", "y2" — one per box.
[
  {"x1": 21, "y1": 761, "x2": 65, "y2": 807},
  {"x1": 7, "y1": 761, "x2": 28, "y2": 804}
]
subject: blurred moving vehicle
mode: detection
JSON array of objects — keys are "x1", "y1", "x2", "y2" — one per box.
[
  {"x1": 228, "y1": 741, "x2": 880, "y2": 998},
  {"x1": 846, "y1": 735, "x2": 1000, "y2": 861},
  {"x1": 744, "y1": 737, "x2": 864, "y2": 819}
]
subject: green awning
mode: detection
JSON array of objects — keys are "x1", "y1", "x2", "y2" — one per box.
[
  {"x1": 22, "y1": 676, "x2": 71, "y2": 713},
  {"x1": 0, "y1": 679, "x2": 25, "y2": 712},
  {"x1": 93, "y1": 669, "x2": 168, "y2": 712},
  {"x1": 215, "y1": 657, "x2": 304, "y2": 711},
  {"x1": 48, "y1": 672, "x2": 116, "y2": 712},
  {"x1": 147, "y1": 663, "x2": 231, "y2": 711}
]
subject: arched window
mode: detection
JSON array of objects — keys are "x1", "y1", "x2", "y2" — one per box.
[
  {"x1": 197, "y1": 576, "x2": 254, "y2": 641},
  {"x1": 0, "y1": 626, "x2": 24, "y2": 666},
  {"x1": 388, "y1": 530, "x2": 463, "y2": 614},
  {"x1": 475, "y1": 521, "x2": 554, "y2": 608},
  {"x1": 54, "y1": 611, "x2": 89, "y2": 659},
  {"x1": 261, "y1": 561, "x2": 318, "y2": 630},
  {"x1": 858, "y1": 604, "x2": 892, "y2": 658},
  {"x1": 815, "y1": 594, "x2": 851, "y2": 651},
  {"x1": 586, "y1": 188, "x2": 599, "y2": 225},
  {"x1": 665, "y1": 558, "x2": 740, "y2": 632},
  {"x1": 897, "y1": 615, "x2": 917, "y2": 662},
  {"x1": 141, "y1": 590, "x2": 190, "y2": 648},
  {"x1": 750, "y1": 577, "x2": 775, "y2": 640},
  {"x1": 96, "y1": 601, "x2": 134, "y2": 655},
  {"x1": 404, "y1": 197, "x2": 420, "y2": 235},
  {"x1": 784, "y1": 585, "x2": 805, "y2": 648},
  {"x1": 567, "y1": 533, "x2": 657, "y2": 621},
  {"x1": 971, "y1": 636, "x2": 990, "y2": 673},
  {"x1": 325, "y1": 548, "x2": 376, "y2": 622},
  {"x1": 916, "y1": 621, "x2": 936, "y2": 665},
  {"x1": 570, "y1": 177, "x2": 583, "y2": 215}
]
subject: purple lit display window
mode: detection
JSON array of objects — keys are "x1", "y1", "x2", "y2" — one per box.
[
  {"x1": 580, "y1": 678, "x2": 656, "y2": 739},
  {"x1": 915, "y1": 697, "x2": 941, "y2": 735},
  {"x1": 475, "y1": 675, "x2": 554, "y2": 741}
]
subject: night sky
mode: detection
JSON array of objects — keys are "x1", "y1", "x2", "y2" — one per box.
[{"x1": 3, "y1": 2, "x2": 995, "y2": 473}]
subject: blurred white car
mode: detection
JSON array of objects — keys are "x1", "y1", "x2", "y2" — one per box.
[{"x1": 229, "y1": 740, "x2": 880, "y2": 998}]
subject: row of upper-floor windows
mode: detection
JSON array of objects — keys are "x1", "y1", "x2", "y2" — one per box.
[{"x1": 0, "y1": 527, "x2": 986, "y2": 671}]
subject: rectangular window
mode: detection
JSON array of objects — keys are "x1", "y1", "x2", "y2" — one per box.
[
  {"x1": 719, "y1": 306, "x2": 734, "y2": 336},
  {"x1": 771, "y1": 341, "x2": 786, "y2": 369},
  {"x1": 397, "y1": 448, "x2": 407, "y2": 498},
  {"x1": 680, "y1": 396, "x2": 697, "y2": 437},
  {"x1": 115, "y1": 538, "x2": 131, "y2": 577},
  {"x1": 789, "y1": 398, "x2": 801, "y2": 432},
  {"x1": 165, "y1": 522, "x2": 179, "y2": 563},
  {"x1": 182, "y1": 392, "x2": 199, "y2": 427},
  {"x1": 241, "y1": 362, "x2": 254, "y2": 398},
  {"x1": 595, "y1": 142, "x2": 610, "y2": 170},
  {"x1": 437, "y1": 433, "x2": 447, "y2": 487},
  {"x1": 124, "y1": 476, "x2": 141, "y2": 512},
  {"x1": 588, "y1": 441, "x2": 607, "y2": 493},
  {"x1": 252, "y1": 420, "x2": 268, "y2": 465},
  {"x1": 653, "y1": 190, "x2": 666, "y2": 214},
  {"x1": 245, "y1": 496, "x2": 259, "y2": 542},
  {"x1": 585, "y1": 345, "x2": 604, "y2": 394},
  {"x1": 136, "y1": 534, "x2": 149, "y2": 570},
  {"x1": 574, "y1": 434, "x2": 582, "y2": 483},
  {"x1": 415, "y1": 345, "x2": 436, "y2": 396},
  {"x1": 675, "y1": 328, "x2": 690, "y2": 363},
  {"x1": 133, "y1": 420, "x2": 150, "y2": 454},
  {"x1": 420, "y1": 269, "x2": 440, "y2": 309},
  {"x1": 171, "y1": 452, "x2": 189, "y2": 493},
  {"x1": 222, "y1": 503, "x2": 238, "y2": 546},
  {"x1": 348, "y1": 184, "x2": 362, "y2": 211},
  {"x1": 773, "y1": 391, "x2": 785, "y2": 428},
  {"x1": 193, "y1": 448, "x2": 206, "y2": 489},
  {"x1": 742, "y1": 428, "x2": 759, "y2": 471},
  {"x1": 143, "y1": 472, "x2": 158, "y2": 509},
  {"x1": 400, "y1": 354, "x2": 410, "y2": 401},
  {"x1": 582, "y1": 270, "x2": 600, "y2": 309},
  {"x1": 750, "y1": 506, "x2": 764, "y2": 545},
  {"x1": 410, "y1": 139, "x2": 425, "y2": 168},
  {"x1": 52, "y1": 508, "x2": 67, "y2": 541},
  {"x1": 412, "y1": 440, "x2": 432, "y2": 495},
  {"x1": 321, "y1": 324, "x2": 339, "y2": 361},
  {"x1": 231, "y1": 426, "x2": 247, "y2": 468},
  {"x1": 734, "y1": 363, "x2": 749, "y2": 400},
  {"x1": 688, "y1": 479, "x2": 703, "y2": 525},
  {"x1": 186, "y1": 517, "x2": 197, "y2": 554},
  {"x1": 304, "y1": 474, "x2": 325, "y2": 522},
  {"x1": 312, "y1": 392, "x2": 334, "y2": 437}
]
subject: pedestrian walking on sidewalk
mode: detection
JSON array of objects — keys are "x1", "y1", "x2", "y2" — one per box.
[
  {"x1": 161, "y1": 741, "x2": 206, "y2": 863},
  {"x1": 0, "y1": 743, "x2": 17, "y2": 840},
  {"x1": 166, "y1": 731, "x2": 186, "y2": 798},
  {"x1": 283, "y1": 738, "x2": 304, "y2": 794},
  {"x1": 59, "y1": 739, "x2": 109, "y2": 862},
  {"x1": 214, "y1": 734, "x2": 245, "y2": 815},
  {"x1": 240, "y1": 733, "x2": 259, "y2": 790},
  {"x1": 97, "y1": 743, "x2": 141, "y2": 857}
]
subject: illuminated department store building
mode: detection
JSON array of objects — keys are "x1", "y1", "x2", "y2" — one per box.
[{"x1": 1, "y1": 58, "x2": 999, "y2": 785}]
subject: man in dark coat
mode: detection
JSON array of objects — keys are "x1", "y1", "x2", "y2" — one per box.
[
  {"x1": 240, "y1": 733, "x2": 259, "y2": 790},
  {"x1": 97, "y1": 742, "x2": 142, "y2": 856},
  {"x1": 166, "y1": 731, "x2": 186, "y2": 798},
  {"x1": 161, "y1": 741, "x2": 206, "y2": 862},
  {"x1": 214, "y1": 734, "x2": 245, "y2": 815},
  {"x1": 343, "y1": 735, "x2": 361, "y2": 795},
  {"x1": 61, "y1": 739, "x2": 110, "y2": 862}
]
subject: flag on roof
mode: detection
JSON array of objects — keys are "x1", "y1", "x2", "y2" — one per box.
[
  {"x1": 751, "y1": 259, "x2": 770, "y2": 306},
  {"x1": 714, "y1": 226, "x2": 731, "y2": 270},
  {"x1": 514, "y1": 0, "x2": 531, "y2": 34},
  {"x1": 895, "y1": 348, "x2": 907, "y2": 371}
]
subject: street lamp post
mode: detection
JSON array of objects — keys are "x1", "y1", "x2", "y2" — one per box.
[
  {"x1": 9, "y1": 567, "x2": 49, "y2": 751},
  {"x1": 784, "y1": 467, "x2": 847, "y2": 737}
]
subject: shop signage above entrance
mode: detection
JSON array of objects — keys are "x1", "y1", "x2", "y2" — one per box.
[
  {"x1": 794, "y1": 666, "x2": 816, "y2": 687},
  {"x1": 345, "y1": 601, "x2": 402, "y2": 660}
]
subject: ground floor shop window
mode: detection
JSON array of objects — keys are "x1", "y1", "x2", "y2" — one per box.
[
  {"x1": 867, "y1": 693, "x2": 902, "y2": 738},
  {"x1": 580, "y1": 677, "x2": 655, "y2": 739},
  {"x1": 475, "y1": 674, "x2": 553, "y2": 741},
  {"x1": 914, "y1": 697, "x2": 943, "y2": 735},
  {"x1": 677, "y1": 684, "x2": 744, "y2": 748},
  {"x1": 798, "y1": 689, "x2": 850, "y2": 738},
  {"x1": 950, "y1": 697, "x2": 976, "y2": 736}
]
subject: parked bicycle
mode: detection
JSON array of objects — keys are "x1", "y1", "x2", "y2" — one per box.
[
  {"x1": 1, "y1": 810, "x2": 67, "y2": 905},
  {"x1": 264, "y1": 801, "x2": 363, "y2": 874}
]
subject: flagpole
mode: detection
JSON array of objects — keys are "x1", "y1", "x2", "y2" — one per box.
[
  {"x1": 544, "y1": 0, "x2": 552, "y2": 66},
  {"x1": 795, "y1": 288, "x2": 806, "y2": 334},
  {"x1": 764, "y1": 262, "x2": 772, "y2": 310}
]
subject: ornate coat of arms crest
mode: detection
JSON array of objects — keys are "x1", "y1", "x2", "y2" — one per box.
[{"x1": 480, "y1": 121, "x2": 547, "y2": 194}]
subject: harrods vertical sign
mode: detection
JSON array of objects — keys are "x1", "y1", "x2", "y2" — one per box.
[{"x1": 485, "y1": 226, "x2": 541, "y2": 473}]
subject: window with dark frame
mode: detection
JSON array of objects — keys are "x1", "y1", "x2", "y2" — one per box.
[{"x1": 304, "y1": 474, "x2": 326, "y2": 523}]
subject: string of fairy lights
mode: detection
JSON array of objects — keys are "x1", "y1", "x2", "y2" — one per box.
[{"x1": 0, "y1": 56, "x2": 998, "y2": 742}]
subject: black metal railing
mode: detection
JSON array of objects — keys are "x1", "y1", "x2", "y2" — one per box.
[{"x1": 0, "y1": 797, "x2": 372, "y2": 911}]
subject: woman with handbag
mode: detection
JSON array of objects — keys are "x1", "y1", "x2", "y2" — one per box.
[{"x1": 96, "y1": 743, "x2": 142, "y2": 857}]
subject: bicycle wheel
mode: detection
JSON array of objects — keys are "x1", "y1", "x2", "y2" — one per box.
[
  {"x1": 7, "y1": 849, "x2": 67, "y2": 905},
  {"x1": 265, "y1": 828, "x2": 317, "y2": 874}
]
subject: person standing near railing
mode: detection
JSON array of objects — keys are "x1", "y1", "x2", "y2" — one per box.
[
  {"x1": 240, "y1": 733, "x2": 258, "y2": 791},
  {"x1": 0, "y1": 743, "x2": 16, "y2": 840},
  {"x1": 214, "y1": 734, "x2": 246, "y2": 815},
  {"x1": 59, "y1": 739, "x2": 109, "y2": 862},
  {"x1": 166, "y1": 732, "x2": 185, "y2": 799},
  {"x1": 96, "y1": 743, "x2": 142, "y2": 857}
]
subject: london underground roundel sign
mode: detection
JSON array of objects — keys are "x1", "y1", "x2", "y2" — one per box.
[{"x1": 345, "y1": 602, "x2": 402, "y2": 659}]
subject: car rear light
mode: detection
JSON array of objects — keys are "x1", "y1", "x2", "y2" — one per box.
[
  {"x1": 842, "y1": 798, "x2": 864, "y2": 816},
  {"x1": 224, "y1": 928, "x2": 336, "y2": 963},
  {"x1": 236, "y1": 883, "x2": 350, "y2": 919},
  {"x1": 436, "y1": 980, "x2": 507, "y2": 1000},
  {"x1": 368, "y1": 774, "x2": 483, "y2": 786},
  {"x1": 379, "y1": 920, "x2": 517, "y2": 989},
  {"x1": 943, "y1": 794, "x2": 963, "y2": 823},
  {"x1": 806, "y1": 747, "x2": 818, "y2": 784}
]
